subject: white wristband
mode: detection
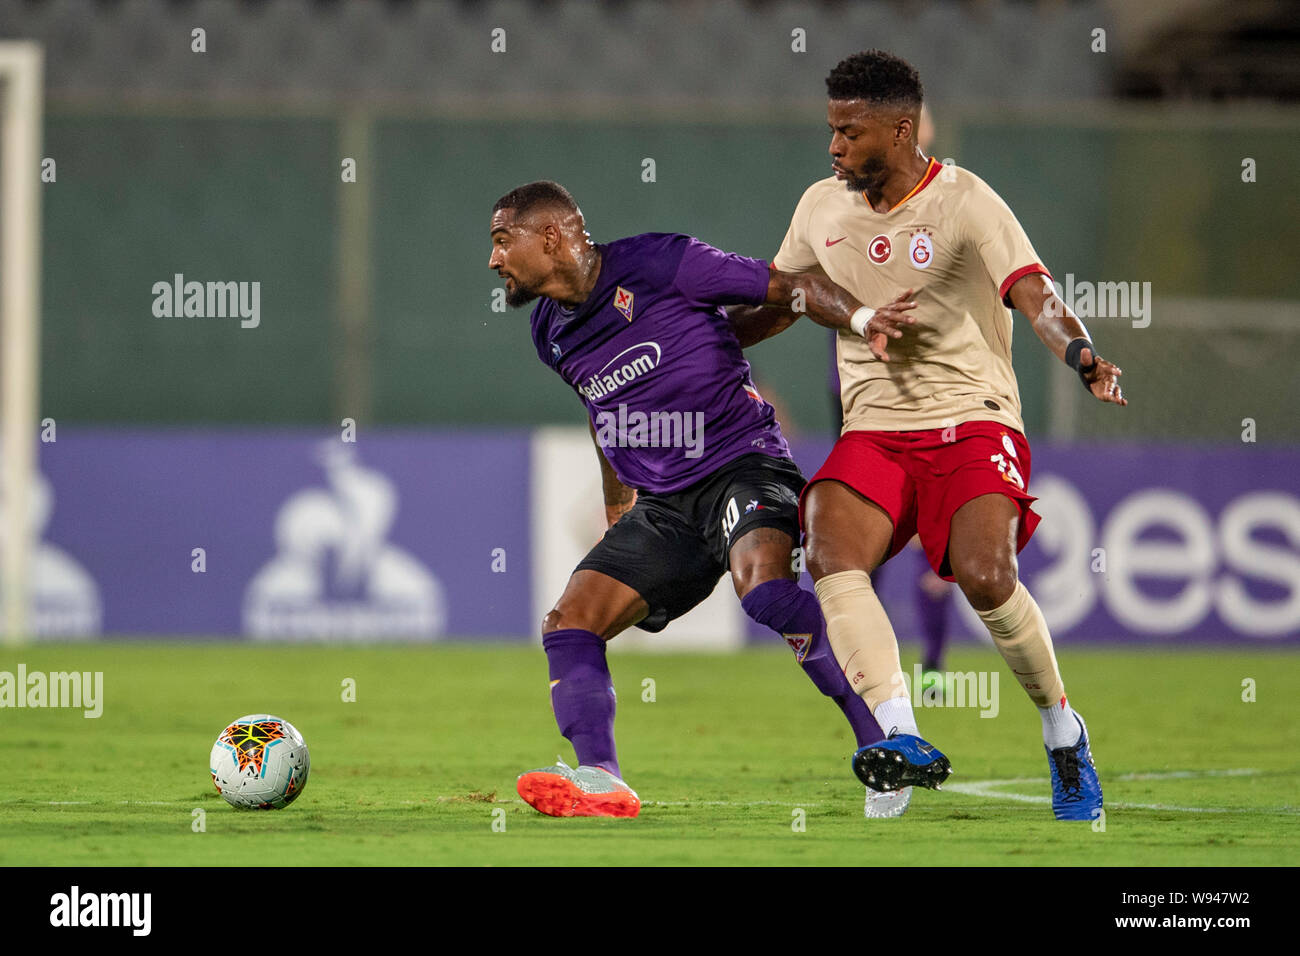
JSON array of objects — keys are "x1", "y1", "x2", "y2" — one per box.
[{"x1": 849, "y1": 306, "x2": 876, "y2": 337}]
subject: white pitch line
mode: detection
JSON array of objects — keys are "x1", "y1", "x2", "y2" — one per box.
[
  {"x1": 944, "y1": 767, "x2": 1300, "y2": 814},
  {"x1": 27, "y1": 768, "x2": 1294, "y2": 815},
  {"x1": 648, "y1": 800, "x2": 828, "y2": 807},
  {"x1": 42, "y1": 800, "x2": 187, "y2": 806},
  {"x1": 1117, "y1": 768, "x2": 1260, "y2": 781},
  {"x1": 415, "y1": 798, "x2": 830, "y2": 807}
]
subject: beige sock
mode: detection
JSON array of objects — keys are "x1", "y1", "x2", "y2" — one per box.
[
  {"x1": 813, "y1": 570, "x2": 908, "y2": 713},
  {"x1": 975, "y1": 581, "x2": 1066, "y2": 708}
]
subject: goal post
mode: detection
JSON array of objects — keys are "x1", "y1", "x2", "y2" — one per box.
[{"x1": 0, "y1": 41, "x2": 43, "y2": 646}]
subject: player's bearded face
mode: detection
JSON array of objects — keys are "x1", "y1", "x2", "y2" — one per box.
[
  {"x1": 489, "y1": 215, "x2": 544, "y2": 308},
  {"x1": 827, "y1": 100, "x2": 893, "y2": 193},
  {"x1": 840, "y1": 150, "x2": 888, "y2": 193},
  {"x1": 503, "y1": 271, "x2": 540, "y2": 308}
]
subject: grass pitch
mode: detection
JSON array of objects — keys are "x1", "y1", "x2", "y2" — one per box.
[{"x1": 1, "y1": 642, "x2": 1296, "y2": 866}]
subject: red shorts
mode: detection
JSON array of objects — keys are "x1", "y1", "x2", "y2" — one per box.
[{"x1": 799, "y1": 422, "x2": 1041, "y2": 581}]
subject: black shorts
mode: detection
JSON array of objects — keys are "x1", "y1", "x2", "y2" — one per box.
[{"x1": 574, "y1": 453, "x2": 805, "y2": 632}]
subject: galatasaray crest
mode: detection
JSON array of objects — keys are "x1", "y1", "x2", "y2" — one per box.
[{"x1": 908, "y1": 228, "x2": 935, "y2": 270}]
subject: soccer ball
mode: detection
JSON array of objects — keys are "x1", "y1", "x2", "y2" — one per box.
[{"x1": 209, "y1": 714, "x2": 311, "y2": 810}]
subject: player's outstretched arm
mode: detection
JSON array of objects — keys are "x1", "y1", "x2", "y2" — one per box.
[
  {"x1": 725, "y1": 264, "x2": 831, "y2": 348},
  {"x1": 725, "y1": 302, "x2": 802, "y2": 348},
  {"x1": 775, "y1": 268, "x2": 918, "y2": 363},
  {"x1": 730, "y1": 269, "x2": 919, "y2": 361},
  {"x1": 1009, "y1": 273, "x2": 1128, "y2": 406},
  {"x1": 588, "y1": 419, "x2": 637, "y2": 527}
]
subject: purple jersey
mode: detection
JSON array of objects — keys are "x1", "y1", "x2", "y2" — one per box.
[{"x1": 529, "y1": 232, "x2": 791, "y2": 494}]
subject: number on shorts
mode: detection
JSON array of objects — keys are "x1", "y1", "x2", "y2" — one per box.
[
  {"x1": 989, "y1": 453, "x2": 1025, "y2": 489},
  {"x1": 721, "y1": 496, "x2": 740, "y2": 540}
]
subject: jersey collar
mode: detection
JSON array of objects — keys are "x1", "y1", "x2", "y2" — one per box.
[{"x1": 862, "y1": 156, "x2": 943, "y2": 213}]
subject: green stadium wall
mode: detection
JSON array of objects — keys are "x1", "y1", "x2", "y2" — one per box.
[{"x1": 40, "y1": 110, "x2": 1300, "y2": 440}]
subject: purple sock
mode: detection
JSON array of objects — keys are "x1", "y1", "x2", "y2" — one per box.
[
  {"x1": 916, "y1": 578, "x2": 951, "y2": 671},
  {"x1": 741, "y1": 578, "x2": 885, "y2": 748},
  {"x1": 542, "y1": 628, "x2": 620, "y2": 777}
]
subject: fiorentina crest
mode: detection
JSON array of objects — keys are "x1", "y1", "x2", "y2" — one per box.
[
  {"x1": 613, "y1": 286, "x2": 634, "y2": 321},
  {"x1": 784, "y1": 632, "x2": 812, "y2": 662}
]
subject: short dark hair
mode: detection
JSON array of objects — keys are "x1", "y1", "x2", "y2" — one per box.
[
  {"x1": 492, "y1": 180, "x2": 579, "y2": 220},
  {"x1": 826, "y1": 50, "x2": 923, "y2": 110}
]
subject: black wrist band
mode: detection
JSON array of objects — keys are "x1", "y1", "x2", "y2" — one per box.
[{"x1": 1064, "y1": 338, "x2": 1098, "y2": 390}]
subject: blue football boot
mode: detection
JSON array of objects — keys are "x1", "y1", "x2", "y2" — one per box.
[
  {"x1": 1046, "y1": 713, "x2": 1103, "y2": 821},
  {"x1": 853, "y1": 731, "x2": 952, "y2": 792}
]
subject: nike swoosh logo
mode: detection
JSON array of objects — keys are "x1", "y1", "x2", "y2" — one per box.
[{"x1": 825, "y1": 237, "x2": 848, "y2": 247}]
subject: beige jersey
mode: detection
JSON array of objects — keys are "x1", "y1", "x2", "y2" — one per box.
[{"x1": 773, "y1": 158, "x2": 1049, "y2": 434}]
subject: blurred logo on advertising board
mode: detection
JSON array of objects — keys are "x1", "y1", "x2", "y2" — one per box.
[
  {"x1": 0, "y1": 470, "x2": 101, "y2": 636},
  {"x1": 243, "y1": 443, "x2": 446, "y2": 640}
]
